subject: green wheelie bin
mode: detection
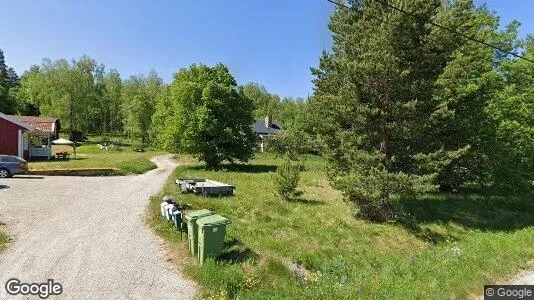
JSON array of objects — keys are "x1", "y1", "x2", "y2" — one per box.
[
  {"x1": 196, "y1": 214, "x2": 230, "y2": 265},
  {"x1": 184, "y1": 209, "x2": 213, "y2": 256}
]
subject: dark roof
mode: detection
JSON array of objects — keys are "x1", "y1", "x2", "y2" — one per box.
[{"x1": 251, "y1": 119, "x2": 283, "y2": 135}]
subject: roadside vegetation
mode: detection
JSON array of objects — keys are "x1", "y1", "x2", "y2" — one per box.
[
  {"x1": 148, "y1": 154, "x2": 534, "y2": 299},
  {"x1": 0, "y1": 0, "x2": 532, "y2": 299},
  {"x1": 28, "y1": 136, "x2": 160, "y2": 175},
  {"x1": 0, "y1": 221, "x2": 8, "y2": 251},
  {"x1": 311, "y1": 0, "x2": 533, "y2": 222}
]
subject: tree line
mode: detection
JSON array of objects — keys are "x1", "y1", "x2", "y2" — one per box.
[
  {"x1": 0, "y1": 53, "x2": 163, "y2": 138},
  {"x1": 0, "y1": 51, "x2": 310, "y2": 141},
  {"x1": 0, "y1": 50, "x2": 312, "y2": 166},
  {"x1": 312, "y1": 0, "x2": 533, "y2": 220},
  {"x1": 1, "y1": 0, "x2": 532, "y2": 222}
]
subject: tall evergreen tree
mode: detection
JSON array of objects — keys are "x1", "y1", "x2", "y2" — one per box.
[
  {"x1": 311, "y1": 0, "x2": 466, "y2": 221},
  {"x1": 0, "y1": 49, "x2": 7, "y2": 85},
  {"x1": 0, "y1": 49, "x2": 20, "y2": 114}
]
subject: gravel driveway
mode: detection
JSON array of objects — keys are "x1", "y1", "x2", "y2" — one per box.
[{"x1": 0, "y1": 155, "x2": 196, "y2": 299}]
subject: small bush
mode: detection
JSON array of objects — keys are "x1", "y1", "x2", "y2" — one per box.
[{"x1": 275, "y1": 159, "x2": 303, "y2": 200}]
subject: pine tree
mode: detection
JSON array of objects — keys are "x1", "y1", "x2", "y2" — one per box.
[
  {"x1": 429, "y1": 3, "x2": 523, "y2": 190},
  {"x1": 0, "y1": 49, "x2": 19, "y2": 114},
  {"x1": 311, "y1": 0, "x2": 466, "y2": 221},
  {"x1": 0, "y1": 49, "x2": 7, "y2": 84}
]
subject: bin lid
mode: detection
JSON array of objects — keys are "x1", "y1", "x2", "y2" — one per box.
[
  {"x1": 196, "y1": 214, "x2": 230, "y2": 227},
  {"x1": 184, "y1": 209, "x2": 213, "y2": 221}
]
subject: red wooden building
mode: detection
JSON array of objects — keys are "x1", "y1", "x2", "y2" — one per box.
[
  {"x1": 0, "y1": 113, "x2": 58, "y2": 160},
  {"x1": 0, "y1": 113, "x2": 33, "y2": 158}
]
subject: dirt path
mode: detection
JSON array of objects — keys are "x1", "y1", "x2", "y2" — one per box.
[{"x1": 0, "y1": 155, "x2": 196, "y2": 299}]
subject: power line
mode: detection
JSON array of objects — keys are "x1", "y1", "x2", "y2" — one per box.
[
  {"x1": 326, "y1": 0, "x2": 390, "y2": 27},
  {"x1": 326, "y1": 0, "x2": 534, "y2": 64}
]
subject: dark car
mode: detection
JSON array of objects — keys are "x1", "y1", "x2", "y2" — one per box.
[{"x1": 0, "y1": 155, "x2": 28, "y2": 178}]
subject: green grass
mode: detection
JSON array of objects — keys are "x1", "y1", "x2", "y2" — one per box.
[
  {"x1": 0, "y1": 221, "x2": 8, "y2": 251},
  {"x1": 148, "y1": 153, "x2": 534, "y2": 299},
  {"x1": 28, "y1": 136, "x2": 161, "y2": 175}
]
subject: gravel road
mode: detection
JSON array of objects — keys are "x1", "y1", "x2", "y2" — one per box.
[
  {"x1": 0, "y1": 155, "x2": 196, "y2": 299},
  {"x1": 507, "y1": 270, "x2": 534, "y2": 285}
]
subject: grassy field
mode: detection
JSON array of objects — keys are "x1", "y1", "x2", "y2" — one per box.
[
  {"x1": 28, "y1": 137, "x2": 162, "y2": 175},
  {"x1": 147, "y1": 153, "x2": 534, "y2": 299}
]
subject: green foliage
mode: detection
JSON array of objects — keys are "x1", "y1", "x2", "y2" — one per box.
[
  {"x1": 121, "y1": 71, "x2": 163, "y2": 144},
  {"x1": 241, "y1": 82, "x2": 316, "y2": 137},
  {"x1": 0, "y1": 49, "x2": 20, "y2": 115},
  {"x1": 153, "y1": 63, "x2": 258, "y2": 168},
  {"x1": 485, "y1": 36, "x2": 534, "y2": 189},
  {"x1": 275, "y1": 159, "x2": 303, "y2": 200},
  {"x1": 100, "y1": 69, "x2": 123, "y2": 133},
  {"x1": 192, "y1": 259, "x2": 245, "y2": 299},
  {"x1": 148, "y1": 155, "x2": 534, "y2": 299},
  {"x1": 15, "y1": 56, "x2": 112, "y2": 132},
  {"x1": 28, "y1": 136, "x2": 158, "y2": 175},
  {"x1": 13, "y1": 54, "x2": 162, "y2": 139},
  {"x1": 311, "y1": 0, "x2": 533, "y2": 219},
  {"x1": 312, "y1": 0, "x2": 470, "y2": 221},
  {"x1": 131, "y1": 140, "x2": 145, "y2": 152},
  {"x1": 429, "y1": 4, "x2": 516, "y2": 190},
  {"x1": 241, "y1": 82, "x2": 280, "y2": 119},
  {"x1": 267, "y1": 129, "x2": 312, "y2": 160}
]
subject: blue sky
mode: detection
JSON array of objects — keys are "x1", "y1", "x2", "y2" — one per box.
[{"x1": 0, "y1": 1, "x2": 532, "y2": 99}]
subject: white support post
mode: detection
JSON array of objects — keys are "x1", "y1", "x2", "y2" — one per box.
[{"x1": 17, "y1": 130, "x2": 23, "y2": 158}]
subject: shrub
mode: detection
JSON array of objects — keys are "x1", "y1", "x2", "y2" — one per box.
[
  {"x1": 267, "y1": 130, "x2": 312, "y2": 161},
  {"x1": 275, "y1": 160, "x2": 303, "y2": 200}
]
